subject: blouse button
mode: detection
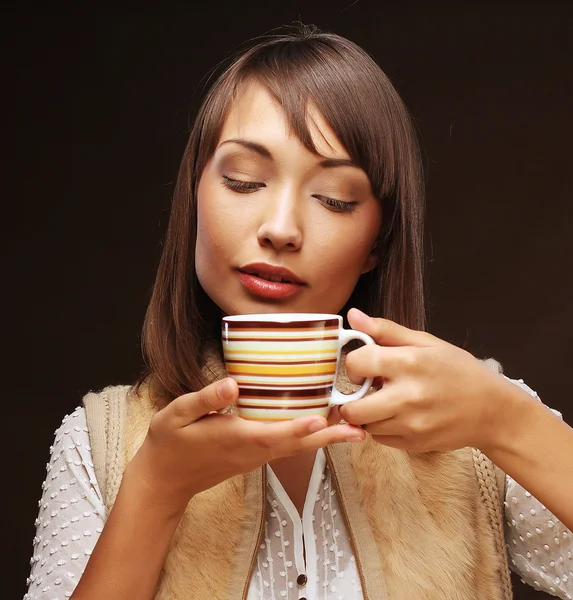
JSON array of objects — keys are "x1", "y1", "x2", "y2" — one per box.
[{"x1": 297, "y1": 573, "x2": 308, "y2": 587}]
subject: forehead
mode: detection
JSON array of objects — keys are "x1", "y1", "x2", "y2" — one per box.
[{"x1": 218, "y1": 80, "x2": 350, "y2": 160}]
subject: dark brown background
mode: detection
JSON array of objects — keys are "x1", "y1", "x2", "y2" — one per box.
[{"x1": 5, "y1": 2, "x2": 572, "y2": 599}]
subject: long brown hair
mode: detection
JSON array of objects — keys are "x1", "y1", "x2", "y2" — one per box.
[{"x1": 139, "y1": 24, "x2": 426, "y2": 400}]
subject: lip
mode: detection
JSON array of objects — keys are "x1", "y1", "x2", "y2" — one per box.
[
  {"x1": 239, "y1": 263, "x2": 305, "y2": 285},
  {"x1": 237, "y1": 262, "x2": 305, "y2": 300}
]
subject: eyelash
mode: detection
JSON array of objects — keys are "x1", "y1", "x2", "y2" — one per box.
[
  {"x1": 221, "y1": 176, "x2": 263, "y2": 192},
  {"x1": 314, "y1": 195, "x2": 358, "y2": 213},
  {"x1": 221, "y1": 176, "x2": 358, "y2": 213}
]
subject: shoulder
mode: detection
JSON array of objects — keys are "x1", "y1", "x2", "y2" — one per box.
[
  {"x1": 82, "y1": 384, "x2": 134, "y2": 427},
  {"x1": 82, "y1": 384, "x2": 133, "y2": 406},
  {"x1": 45, "y1": 386, "x2": 135, "y2": 440},
  {"x1": 81, "y1": 383, "x2": 134, "y2": 439},
  {"x1": 79, "y1": 384, "x2": 134, "y2": 506},
  {"x1": 52, "y1": 404, "x2": 89, "y2": 442}
]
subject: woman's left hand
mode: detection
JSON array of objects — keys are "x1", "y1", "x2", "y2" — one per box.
[{"x1": 338, "y1": 308, "x2": 528, "y2": 453}]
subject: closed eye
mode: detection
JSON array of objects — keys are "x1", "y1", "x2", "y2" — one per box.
[
  {"x1": 222, "y1": 175, "x2": 265, "y2": 193},
  {"x1": 222, "y1": 176, "x2": 357, "y2": 213},
  {"x1": 314, "y1": 195, "x2": 358, "y2": 213}
]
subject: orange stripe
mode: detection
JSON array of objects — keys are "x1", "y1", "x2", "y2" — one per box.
[{"x1": 227, "y1": 364, "x2": 336, "y2": 375}]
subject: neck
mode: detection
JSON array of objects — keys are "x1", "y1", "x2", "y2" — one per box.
[{"x1": 269, "y1": 449, "x2": 318, "y2": 517}]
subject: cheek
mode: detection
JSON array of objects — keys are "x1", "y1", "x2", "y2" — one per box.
[
  {"x1": 195, "y1": 177, "x2": 229, "y2": 284},
  {"x1": 315, "y1": 217, "x2": 379, "y2": 274},
  {"x1": 308, "y1": 228, "x2": 374, "y2": 307},
  {"x1": 196, "y1": 178, "x2": 233, "y2": 260}
]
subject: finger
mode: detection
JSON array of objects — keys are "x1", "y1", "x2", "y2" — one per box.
[
  {"x1": 326, "y1": 405, "x2": 342, "y2": 427},
  {"x1": 338, "y1": 388, "x2": 399, "y2": 426},
  {"x1": 297, "y1": 422, "x2": 367, "y2": 451},
  {"x1": 347, "y1": 308, "x2": 436, "y2": 348},
  {"x1": 169, "y1": 378, "x2": 239, "y2": 425},
  {"x1": 365, "y1": 418, "x2": 435, "y2": 451},
  {"x1": 246, "y1": 415, "x2": 365, "y2": 452},
  {"x1": 344, "y1": 343, "x2": 419, "y2": 382},
  {"x1": 362, "y1": 416, "x2": 405, "y2": 436},
  {"x1": 370, "y1": 434, "x2": 409, "y2": 450}
]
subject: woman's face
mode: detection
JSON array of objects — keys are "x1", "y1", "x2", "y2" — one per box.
[{"x1": 196, "y1": 81, "x2": 381, "y2": 316}]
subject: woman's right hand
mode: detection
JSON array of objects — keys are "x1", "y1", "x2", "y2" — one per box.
[{"x1": 125, "y1": 378, "x2": 365, "y2": 516}]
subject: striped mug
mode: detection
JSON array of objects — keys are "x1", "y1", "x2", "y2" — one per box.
[{"x1": 221, "y1": 313, "x2": 375, "y2": 421}]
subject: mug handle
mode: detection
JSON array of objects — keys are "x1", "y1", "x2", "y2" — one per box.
[{"x1": 329, "y1": 328, "x2": 375, "y2": 406}]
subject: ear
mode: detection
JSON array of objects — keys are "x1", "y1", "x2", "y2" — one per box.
[{"x1": 360, "y1": 251, "x2": 378, "y2": 274}]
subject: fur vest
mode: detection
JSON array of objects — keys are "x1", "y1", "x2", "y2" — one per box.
[{"x1": 83, "y1": 355, "x2": 512, "y2": 600}]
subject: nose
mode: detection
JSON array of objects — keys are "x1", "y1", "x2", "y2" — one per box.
[{"x1": 256, "y1": 189, "x2": 303, "y2": 252}]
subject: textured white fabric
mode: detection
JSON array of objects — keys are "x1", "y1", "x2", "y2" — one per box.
[
  {"x1": 24, "y1": 407, "x2": 104, "y2": 600},
  {"x1": 247, "y1": 451, "x2": 361, "y2": 600},
  {"x1": 502, "y1": 379, "x2": 572, "y2": 599},
  {"x1": 24, "y1": 380, "x2": 573, "y2": 600}
]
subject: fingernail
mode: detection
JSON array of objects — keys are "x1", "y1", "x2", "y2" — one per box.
[
  {"x1": 217, "y1": 379, "x2": 234, "y2": 401},
  {"x1": 346, "y1": 436, "x2": 364, "y2": 443},
  {"x1": 308, "y1": 420, "x2": 327, "y2": 433}
]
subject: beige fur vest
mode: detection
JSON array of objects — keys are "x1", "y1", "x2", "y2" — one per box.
[{"x1": 83, "y1": 356, "x2": 512, "y2": 600}]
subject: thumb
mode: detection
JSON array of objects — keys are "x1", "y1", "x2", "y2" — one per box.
[
  {"x1": 169, "y1": 378, "x2": 239, "y2": 426},
  {"x1": 347, "y1": 308, "x2": 435, "y2": 348}
]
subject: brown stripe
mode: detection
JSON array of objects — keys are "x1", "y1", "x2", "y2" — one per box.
[
  {"x1": 226, "y1": 325, "x2": 339, "y2": 333},
  {"x1": 224, "y1": 320, "x2": 339, "y2": 330},
  {"x1": 236, "y1": 382, "x2": 333, "y2": 389},
  {"x1": 225, "y1": 359, "x2": 336, "y2": 366},
  {"x1": 238, "y1": 402, "x2": 330, "y2": 410},
  {"x1": 239, "y1": 396, "x2": 330, "y2": 402},
  {"x1": 224, "y1": 335, "x2": 339, "y2": 342},
  {"x1": 238, "y1": 387, "x2": 332, "y2": 398}
]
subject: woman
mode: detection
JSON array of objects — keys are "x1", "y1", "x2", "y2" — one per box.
[{"x1": 25, "y1": 25, "x2": 573, "y2": 600}]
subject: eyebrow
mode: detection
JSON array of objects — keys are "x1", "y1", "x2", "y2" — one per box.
[{"x1": 218, "y1": 138, "x2": 359, "y2": 169}]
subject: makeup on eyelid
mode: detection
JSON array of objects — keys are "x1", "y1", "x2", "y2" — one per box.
[
  {"x1": 216, "y1": 161, "x2": 367, "y2": 208},
  {"x1": 220, "y1": 176, "x2": 359, "y2": 213},
  {"x1": 216, "y1": 146, "x2": 370, "y2": 195}
]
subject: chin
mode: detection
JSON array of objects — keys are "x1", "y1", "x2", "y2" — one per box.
[
  {"x1": 235, "y1": 302, "x2": 298, "y2": 315},
  {"x1": 222, "y1": 298, "x2": 308, "y2": 316}
]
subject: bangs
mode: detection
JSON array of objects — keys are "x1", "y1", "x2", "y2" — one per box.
[{"x1": 234, "y1": 36, "x2": 409, "y2": 204}]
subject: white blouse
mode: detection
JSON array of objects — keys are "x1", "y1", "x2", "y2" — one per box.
[{"x1": 24, "y1": 379, "x2": 572, "y2": 600}]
